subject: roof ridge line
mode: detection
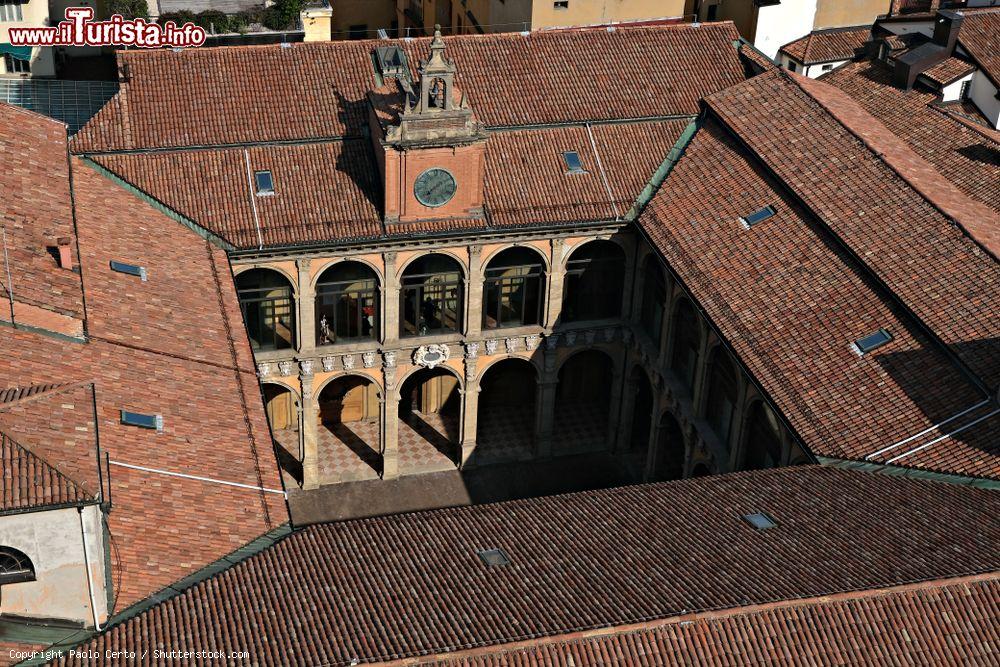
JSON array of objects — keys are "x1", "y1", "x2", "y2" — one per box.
[{"x1": 786, "y1": 71, "x2": 1000, "y2": 262}]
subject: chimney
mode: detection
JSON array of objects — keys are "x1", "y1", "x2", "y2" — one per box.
[
  {"x1": 56, "y1": 237, "x2": 74, "y2": 270},
  {"x1": 932, "y1": 10, "x2": 964, "y2": 51}
]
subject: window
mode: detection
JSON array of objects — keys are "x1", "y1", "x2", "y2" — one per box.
[
  {"x1": 788, "y1": 61, "x2": 797, "y2": 73},
  {"x1": 743, "y1": 512, "x2": 778, "y2": 530},
  {"x1": 705, "y1": 347, "x2": 738, "y2": 443},
  {"x1": 562, "y1": 151, "x2": 586, "y2": 174},
  {"x1": 0, "y1": 1, "x2": 23, "y2": 22},
  {"x1": 554, "y1": 1, "x2": 569, "y2": 8},
  {"x1": 235, "y1": 269, "x2": 296, "y2": 351},
  {"x1": 855, "y1": 328, "x2": 892, "y2": 355},
  {"x1": 639, "y1": 258, "x2": 667, "y2": 343},
  {"x1": 743, "y1": 401, "x2": 782, "y2": 470},
  {"x1": 959, "y1": 79, "x2": 970, "y2": 100},
  {"x1": 348, "y1": 24, "x2": 367, "y2": 40},
  {"x1": 740, "y1": 205, "x2": 776, "y2": 229},
  {"x1": 477, "y1": 548, "x2": 511, "y2": 568},
  {"x1": 706, "y1": 4, "x2": 718, "y2": 21},
  {"x1": 110, "y1": 260, "x2": 147, "y2": 281},
  {"x1": 670, "y1": 299, "x2": 700, "y2": 391},
  {"x1": 0, "y1": 548, "x2": 34, "y2": 585},
  {"x1": 483, "y1": 247, "x2": 545, "y2": 330},
  {"x1": 401, "y1": 254, "x2": 463, "y2": 337},
  {"x1": 121, "y1": 410, "x2": 163, "y2": 431},
  {"x1": 315, "y1": 262, "x2": 379, "y2": 344},
  {"x1": 821, "y1": 63, "x2": 834, "y2": 71},
  {"x1": 3, "y1": 54, "x2": 29, "y2": 74},
  {"x1": 563, "y1": 241, "x2": 624, "y2": 322},
  {"x1": 254, "y1": 170, "x2": 274, "y2": 196}
]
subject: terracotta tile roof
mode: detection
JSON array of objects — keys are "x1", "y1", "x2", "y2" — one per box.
[
  {"x1": 638, "y1": 117, "x2": 994, "y2": 477},
  {"x1": 822, "y1": 61, "x2": 1000, "y2": 216},
  {"x1": 779, "y1": 27, "x2": 870, "y2": 65},
  {"x1": 419, "y1": 575, "x2": 1000, "y2": 666},
  {"x1": 922, "y1": 56, "x2": 976, "y2": 85},
  {"x1": 0, "y1": 432, "x2": 93, "y2": 513},
  {"x1": 90, "y1": 119, "x2": 690, "y2": 248},
  {"x1": 0, "y1": 383, "x2": 101, "y2": 506},
  {"x1": 0, "y1": 111, "x2": 288, "y2": 609},
  {"x1": 958, "y1": 9, "x2": 1000, "y2": 88},
  {"x1": 704, "y1": 71, "x2": 1000, "y2": 392},
  {"x1": 71, "y1": 23, "x2": 745, "y2": 153},
  {"x1": 53, "y1": 467, "x2": 1000, "y2": 665},
  {"x1": 737, "y1": 40, "x2": 776, "y2": 74},
  {"x1": 0, "y1": 104, "x2": 85, "y2": 326}
]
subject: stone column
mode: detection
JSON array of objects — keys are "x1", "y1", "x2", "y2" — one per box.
[
  {"x1": 459, "y1": 342, "x2": 480, "y2": 465},
  {"x1": 619, "y1": 236, "x2": 638, "y2": 321},
  {"x1": 544, "y1": 238, "x2": 565, "y2": 328},
  {"x1": 381, "y1": 352, "x2": 400, "y2": 479},
  {"x1": 613, "y1": 368, "x2": 636, "y2": 453},
  {"x1": 296, "y1": 258, "x2": 316, "y2": 353},
  {"x1": 382, "y1": 252, "x2": 400, "y2": 346},
  {"x1": 534, "y1": 340, "x2": 559, "y2": 458},
  {"x1": 465, "y1": 244, "x2": 483, "y2": 337},
  {"x1": 299, "y1": 362, "x2": 320, "y2": 490}
]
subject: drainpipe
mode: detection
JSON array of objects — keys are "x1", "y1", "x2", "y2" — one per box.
[{"x1": 78, "y1": 506, "x2": 102, "y2": 631}]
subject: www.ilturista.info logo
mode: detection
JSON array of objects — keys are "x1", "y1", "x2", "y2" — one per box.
[{"x1": 8, "y1": 8, "x2": 206, "y2": 48}]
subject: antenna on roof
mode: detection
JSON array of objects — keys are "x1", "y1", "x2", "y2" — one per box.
[{"x1": 377, "y1": 28, "x2": 388, "y2": 39}]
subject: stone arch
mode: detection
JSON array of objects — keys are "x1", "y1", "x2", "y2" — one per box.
[
  {"x1": 314, "y1": 260, "x2": 381, "y2": 344},
  {"x1": 395, "y1": 362, "x2": 463, "y2": 394},
  {"x1": 400, "y1": 253, "x2": 465, "y2": 337},
  {"x1": 0, "y1": 547, "x2": 35, "y2": 585},
  {"x1": 482, "y1": 242, "x2": 550, "y2": 273},
  {"x1": 235, "y1": 268, "x2": 296, "y2": 352},
  {"x1": 311, "y1": 257, "x2": 384, "y2": 291},
  {"x1": 315, "y1": 373, "x2": 382, "y2": 483},
  {"x1": 652, "y1": 410, "x2": 686, "y2": 482},
  {"x1": 553, "y1": 348, "x2": 615, "y2": 454},
  {"x1": 704, "y1": 344, "x2": 739, "y2": 449},
  {"x1": 741, "y1": 400, "x2": 783, "y2": 471},
  {"x1": 475, "y1": 357, "x2": 538, "y2": 464},
  {"x1": 563, "y1": 239, "x2": 626, "y2": 323},
  {"x1": 233, "y1": 264, "x2": 298, "y2": 295},
  {"x1": 397, "y1": 366, "x2": 462, "y2": 474},
  {"x1": 396, "y1": 250, "x2": 468, "y2": 280},
  {"x1": 476, "y1": 353, "x2": 543, "y2": 383},
  {"x1": 482, "y1": 246, "x2": 547, "y2": 330},
  {"x1": 559, "y1": 236, "x2": 628, "y2": 271},
  {"x1": 668, "y1": 296, "x2": 702, "y2": 392}
]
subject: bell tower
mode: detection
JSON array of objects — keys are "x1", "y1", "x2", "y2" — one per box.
[{"x1": 369, "y1": 25, "x2": 488, "y2": 224}]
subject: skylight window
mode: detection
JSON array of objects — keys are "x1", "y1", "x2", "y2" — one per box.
[
  {"x1": 121, "y1": 410, "x2": 163, "y2": 432},
  {"x1": 110, "y1": 260, "x2": 147, "y2": 281},
  {"x1": 740, "y1": 205, "x2": 776, "y2": 229},
  {"x1": 743, "y1": 512, "x2": 778, "y2": 530},
  {"x1": 254, "y1": 170, "x2": 275, "y2": 196},
  {"x1": 562, "y1": 151, "x2": 586, "y2": 174},
  {"x1": 477, "y1": 548, "x2": 511, "y2": 569},
  {"x1": 854, "y1": 328, "x2": 893, "y2": 355}
]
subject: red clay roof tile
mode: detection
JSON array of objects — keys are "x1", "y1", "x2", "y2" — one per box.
[{"x1": 779, "y1": 27, "x2": 870, "y2": 65}]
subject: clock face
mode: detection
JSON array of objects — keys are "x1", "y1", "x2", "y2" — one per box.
[{"x1": 414, "y1": 168, "x2": 457, "y2": 208}]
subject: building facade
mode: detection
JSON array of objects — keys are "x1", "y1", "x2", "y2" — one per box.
[{"x1": 0, "y1": 0, "x2": 55, "y2": 77}]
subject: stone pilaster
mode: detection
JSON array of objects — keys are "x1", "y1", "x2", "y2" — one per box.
[
  {"x1": 619, "y1": 237, "x2": 638, "y2": 321},
  {"x1": 545, "y1": 238, "x2": 565, "y2": 328},
  {"x1": 534, "y1": 343, "x2": 559, "y2": 457},
  {"x1": 465, "y1": 244, "x2": 484, "y2": 337},
  {"x1": 299, "y1": 362, "x2": 320, "y2": 490},
  {"x1": 459, "y1": 385, "x2": 480, "y2": 467},
  {"x1": 381, "y1": 352, "x2": 400, "y2": 479},
  {"x1": 296, "y1": 258, "x2": 316, "y2": 353},
  {"x1": 383, "y1": 252, "x2": 400, "y2": 346},
  {"x1": 613, "y1": 369, "x2": 636, "y2": 453}
]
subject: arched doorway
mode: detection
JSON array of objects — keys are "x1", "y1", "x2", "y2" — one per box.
[
  {"x1": 315, "y1": 261, "x2": 379, "y2": 345},
  {"x1": 669, "y1": 298, "x2": 700, "y2": 392},
  {"x1": 705, "y1": 346, "x2": 738, "y2": 449},
  {"x1": 316, "y1": 375, "x2": 381, "y2": 483},
  {"x1": 398, "y1": 367, "x2": 460, "y2": 474},
  {"x1": 483, "y1": 247, "x2": 546, "y2": 330},
  {"x1": 652, "y1": 412, "x2": 685, "y2": 482},
  {"x1": 742, "y1": 401, "x2": 782, "y2": 471},
  {"x1": 562, "y1": 241, "x2": 625, "y2": 322},
  {"x1": 476, "y1": 358, "x2": 537, "y2": 464},
  {"x1": 400, "y1": 254, "x2": 463, "y2": 337},
  {"x1": 626, "y1": 367, "x2": 654, "y2": 475},
  {"x1": 235, "y1": 268, "x2": 295, "y2": 351},
  {"x1": 554, "y1": 350, "x2": 614, "y2": 454},
  {"x1": 262, "y1": 383, "x2": 301, "y2": 484}
]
